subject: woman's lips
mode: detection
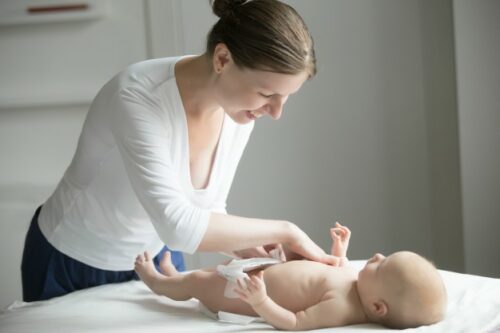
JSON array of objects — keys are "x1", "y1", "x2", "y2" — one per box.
[{"x1": 246, "y1": 110, "x2": 257, "y2": 120}]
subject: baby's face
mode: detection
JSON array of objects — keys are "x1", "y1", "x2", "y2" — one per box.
[
  {"x1": 357, "y1": 253, "x2": 388, "y2": 304},
  {"x1": 358, "y1": 251, "x2": 447, "y2": 328}
]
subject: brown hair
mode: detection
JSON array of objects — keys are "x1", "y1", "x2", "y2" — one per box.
[{"x1": 207, "y1": 0, "x2": 316, "y2": 78}]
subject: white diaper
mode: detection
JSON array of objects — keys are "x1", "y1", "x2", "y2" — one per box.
[
  {"x1": 199, "y1": 249, "x2": 284, "y2": 325},
  {"x1": 216, "y1": 249, "x2": 284, "y2": 299},
  {"x1": 198, "y1": 302, "x2": 265, "y2": 325}
]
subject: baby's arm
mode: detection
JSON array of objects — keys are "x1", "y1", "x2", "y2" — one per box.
[
  {"x1": 330, "y1": 222, "x2": 351, "y2": 266},
  {"x1": 234, "y1": 273, "x2": 344, "y2": 330}
]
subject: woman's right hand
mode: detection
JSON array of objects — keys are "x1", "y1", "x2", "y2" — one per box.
[{"x1": 284, "y1": 223, "x2": 341, "y2": 266}]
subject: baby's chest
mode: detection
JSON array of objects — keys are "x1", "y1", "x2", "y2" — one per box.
[{"x1": 263, "y1": 269, "x2": 331, "y2": 310}]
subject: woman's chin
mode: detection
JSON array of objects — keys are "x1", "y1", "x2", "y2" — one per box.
[{"x1": 227, "y1": 111, "x2": 255, "y2": 125}]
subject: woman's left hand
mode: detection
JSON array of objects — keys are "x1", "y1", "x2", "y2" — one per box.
[{"x1": 233, "y1": 244, "x2": 286, "y2": 261}]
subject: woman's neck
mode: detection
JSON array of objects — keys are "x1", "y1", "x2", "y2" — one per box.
[{"x1": 175, "y1": 54, "x2": 222, "y2": 121}]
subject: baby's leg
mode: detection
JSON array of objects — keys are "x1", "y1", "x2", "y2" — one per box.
[
  {"x1": 135, "y1": 251, "x2": 192, "y2": 300},
  {"x1": 135, "y1": 251, "x2": 255, "y2": 316},
  {"x1": 186, "y1": 269, "x2": 257, "y2": 316}
]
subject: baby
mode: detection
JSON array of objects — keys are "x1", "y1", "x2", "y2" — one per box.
[{"x1": 134, "y1": 223, "x2": 447, "y2": 330}]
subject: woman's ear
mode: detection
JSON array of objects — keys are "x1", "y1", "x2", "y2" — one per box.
[
  {"x1": 213, "y1": 43, "x2": 232, "y2": 73},
  {"x1": 370, "y1": 300, "x2": 388, "y2": 318}
]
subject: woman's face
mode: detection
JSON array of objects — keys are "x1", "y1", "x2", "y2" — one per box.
[{"x1": 213, "y1": 57, "x2": 308, "y2": 125}]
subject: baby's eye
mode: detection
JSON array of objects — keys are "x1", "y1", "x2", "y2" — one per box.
[{"x1": 259, "y1": 93, "x2": 273, "y2": 98}]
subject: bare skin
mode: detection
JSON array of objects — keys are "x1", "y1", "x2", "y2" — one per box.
[
  {"x1": 135, "y1": 251, "x2": 366, "y2": 326},
  {"x1": 135, "y1": 223, "x2": 446, "y2": 330},
  {"x1": 134, "y1": 223, "x2": 367, "y2": 330}
]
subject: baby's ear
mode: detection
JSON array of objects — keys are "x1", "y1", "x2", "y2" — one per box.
[{"x1": 370, "y1": 300, "x2": 388, "y2": 318}]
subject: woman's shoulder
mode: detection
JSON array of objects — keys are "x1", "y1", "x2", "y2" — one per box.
[{"x1": 113, "y1": 56, "x2": 184, "y2": 91}]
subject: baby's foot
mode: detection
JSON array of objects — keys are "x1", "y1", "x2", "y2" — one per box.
[
  {"x1": 135, "y1": 251, "x2": 162, "y2": 286},
  {"x1": 159, "y1": 251, "x2": 180, "y2": 277}
]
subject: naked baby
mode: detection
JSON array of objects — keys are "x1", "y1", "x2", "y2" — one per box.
[{"x1": 134, "y1": 223, "x2": 447, "y2": 330}]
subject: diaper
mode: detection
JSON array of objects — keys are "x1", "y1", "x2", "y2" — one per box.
[
  {"x1": 216, "y1": 249, "x2": 284, "y2": 298},
  {"x1": 198, "y1": 302, "x2": 265, "y2": 325},
  {"x1": 199, "y1": 249, "x2": 284, "y2": 325}
]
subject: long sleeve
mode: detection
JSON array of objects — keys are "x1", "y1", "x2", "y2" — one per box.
[
  {"x1": 110, "y1": 86, "x2": 211, "y2": 254},
  {"x1": 38, "y1": 56, "x2": 254, "y2": 270}
]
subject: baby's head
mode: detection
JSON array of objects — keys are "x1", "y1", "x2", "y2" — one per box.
[{"x1": 357, "y1": 251, "x2": 447, "y2": 329}]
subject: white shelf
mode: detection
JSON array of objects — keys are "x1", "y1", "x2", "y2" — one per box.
[
  {"x1": 0, "y1": 0, "x2": 109, "y2": 26},
  {"x1": 0, "y1": 95, "x2": 93, "y2": 110}
]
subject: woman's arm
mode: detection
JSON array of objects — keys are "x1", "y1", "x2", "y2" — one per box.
[
  {"x1": 111, "y1": 88, "x2": 336, "y2": 264},
  {"x1": 198, "y1": 213, "x2": 291, "y2": 251},
  {"x1": 199, "y1": 213, "x2": 339, "y2": 265}
]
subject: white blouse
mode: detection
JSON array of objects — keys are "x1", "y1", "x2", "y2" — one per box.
[{"x1": 38, "y1": 56, "x2": 254, "y2": 270}]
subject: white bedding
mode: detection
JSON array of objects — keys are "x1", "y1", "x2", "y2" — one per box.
[{"x1": 1, "y1": 260, "x2": 500, "y2": 333}]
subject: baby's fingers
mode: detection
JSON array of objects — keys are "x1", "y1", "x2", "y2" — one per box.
[
  {"x1": 243, "y1": 278, "x2": 256, "y2": 292},
  {"x1": 330, "y1": 228, "x2": 341, "y2": 238},
  {"x1": 250, "y1": 275, "x2": 263, "y2": 288},
  {"x1": 236, "y1": 277, "x2": 249, "y2": 291},
  {"x1": 233, "y1": 288, "x2": 249, "y2": 301},
  {"x1": 335, "y1": 222, "x2": 350, "y2": 233}
]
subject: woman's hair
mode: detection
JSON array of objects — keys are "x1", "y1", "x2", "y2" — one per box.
[{"x1": 207, "y1": 0, "x2": 316, "y2": 78}]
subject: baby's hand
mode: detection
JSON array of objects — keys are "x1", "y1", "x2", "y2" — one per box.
[
  {"x1": 330, "y1": 222, "x2": 351, "y2": 258},
  {"x1": 233, "y1": 271, "x2": 268, "y2": 307}
]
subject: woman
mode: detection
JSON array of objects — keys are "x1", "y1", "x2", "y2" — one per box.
[{"x1": 21, "y1": 0, "x2": 337, "y2": 302}]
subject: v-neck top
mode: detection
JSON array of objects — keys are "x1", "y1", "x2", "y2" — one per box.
[
  {"x1": 38, "y1": 56, "x2": 254, "y2": 270},
  {"x1": 172, "y1": 74, "x2": 228, "y2": 193}
]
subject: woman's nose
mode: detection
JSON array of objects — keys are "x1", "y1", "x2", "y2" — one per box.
[
  {"x1": 269, "y1": 105, "x2": 283, "y2": 120},
  {"x1": 268, "y1": 96, "x2": 287, "y2": 120}
]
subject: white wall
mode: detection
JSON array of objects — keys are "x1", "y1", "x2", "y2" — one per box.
[
  {"x1": 3, "y1": 0, "x2": 496, "y2": 308},
  {"x1": 0, "y1": 106, "x2": 86, "y2": 308},
  {"x1": 454, "y1": 0, "x2": 500, "y2": 277},
  {"x1": 175, "y1": 0, "x2": 444, "y2": 268},
  {"x1": 0, "y1": 0, "x2": 149, "y2": 308},
  {"x1": 419, "y1": 0, "x2": 464, "y2": 273}
]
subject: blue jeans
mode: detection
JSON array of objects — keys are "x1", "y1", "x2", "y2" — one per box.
[{"x1": 21, "y1": 206, "x2": 185, "y2": 302}]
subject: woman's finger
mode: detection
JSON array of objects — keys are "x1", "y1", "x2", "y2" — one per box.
[
  {"x1": 322, "y1": 255, "x2": 340, "y2": 266},
  {"x1": 265, "y1": 243, "x2": 285, "y2": 260},
  {"x1": 254, "y1": 246, "x2": 270, "y2": 257}
]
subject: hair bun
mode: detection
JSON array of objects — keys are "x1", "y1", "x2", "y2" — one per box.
[{"x1": 211, "y1": 0, "x2": 248, "y2": 18}]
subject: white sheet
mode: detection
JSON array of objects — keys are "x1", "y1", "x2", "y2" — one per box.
[{"x1": 1, "y1": 261, "x2": 500, "y2": 333}]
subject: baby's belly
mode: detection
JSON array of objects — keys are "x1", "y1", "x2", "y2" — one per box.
[{"x1": 254, "y1": 261, "x2": 331, "y2": 312}]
